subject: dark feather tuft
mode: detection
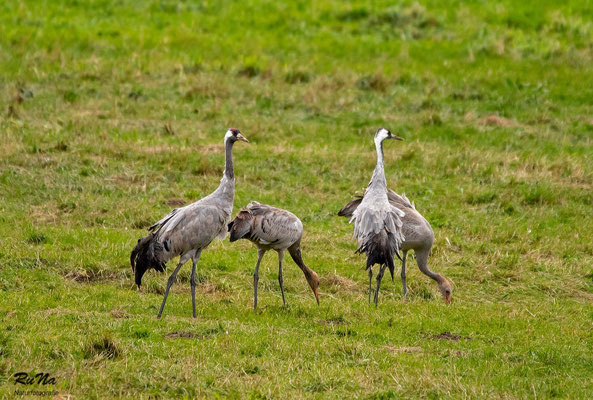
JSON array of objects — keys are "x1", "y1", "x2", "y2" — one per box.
[
  {"x1": 338, "y1": 195, "x2": 363, "y2": 217},
  {"x1": 130, "y1": 233, "x2": 167, "y2": 287}
]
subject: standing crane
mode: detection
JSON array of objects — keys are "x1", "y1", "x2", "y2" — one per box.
[
  {"x1": 339, "y1": 128, "x2": 406, "y2": 307},
  {"x1": 339, "y1": 190, "x2": 452, "y2": 304},
  {"x1": 131, "y1": 128, "x2": 249, "y2": 318},
  {"x1": 228, "y1": 201, "x2": 320, "y2": 309}
]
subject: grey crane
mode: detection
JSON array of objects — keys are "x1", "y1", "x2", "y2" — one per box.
[
  {"x1": 228, "y1": 201, "x2": 320, "y2": 310},
  {"x1": 130, "y1": 128, "x2": 249, "y2": 318},
  {"x1": 338, "y1": 128, "x2": 407, "y2": 307},
  {"x1": 339, "y1": 189, "x2": 452, "y2": 304}
]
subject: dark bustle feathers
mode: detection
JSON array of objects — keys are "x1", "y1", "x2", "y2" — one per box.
[{"x1": 130, "y1": 233, "x2": 166, "y2": 287}]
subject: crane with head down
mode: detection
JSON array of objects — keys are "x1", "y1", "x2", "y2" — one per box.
[{"x1": 228, "y1": 201, "x2": 320, "y2": 309}]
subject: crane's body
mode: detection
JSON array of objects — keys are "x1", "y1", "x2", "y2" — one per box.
[
  {"x1": 147, "y1": 180, "x2": 234, "y2": 254},
  {"x1": 131, "y1": 128, "x2": 248, "y2": 318},
  {"x1": 228, "y1": 201, "x2": 320, "y2": 309}
]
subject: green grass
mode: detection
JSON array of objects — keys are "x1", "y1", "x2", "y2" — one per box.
[{"x1": 1, "y1": 0, "x2": 593, "y2": 398}]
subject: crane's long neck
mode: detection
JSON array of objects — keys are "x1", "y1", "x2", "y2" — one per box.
[
  {"x1": 416, "y1": 248, "x2": 444, "y2": 283},
  {"x1": 210, "y1": 136, "x2": 235, "y2": 209},
  {"x1": 368, "y1": 138, "x2": 387, "y2": 190},
  {"x1": 224, "y1": 137, "x2": 235, "y2": 180},
  {"x1": 288, "y1": 244, "x2": 320, "y2": 304}
]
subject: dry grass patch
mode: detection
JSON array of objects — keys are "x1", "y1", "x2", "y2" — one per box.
[
  {"x1": 320, "y1": 272, "x2": 361, "y2": 293},
  {"x1": 384, "y1": 345, "x2": 423, "y2": 354},
  {"x1": 199, "y1": 281, "x2": 220, "y2": 294},
  {"x1": 166, "y1": 198, "x2": 186, "y2": 207},
  {"x1": 479, "y1": 114, "x2": 519, "y2": 127},
  {"x1": 110, "y1": 308, "x2": 129, "y2": 319},
  {"x1": 65, "y1": 269, "x2": 122, "y2": 283}
]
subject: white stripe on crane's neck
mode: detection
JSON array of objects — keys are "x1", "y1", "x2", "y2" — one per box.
[
  {"x1": 374, "y1": 134, "x2": 386, "y2": 167},
  {"x1": 368, "y1": 134, "x2": 387, "y2": 189}
]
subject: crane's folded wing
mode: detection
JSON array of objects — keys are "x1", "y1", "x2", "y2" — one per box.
[{"x1": 351, "y1": 203, "x2": 405, "y2": 248}]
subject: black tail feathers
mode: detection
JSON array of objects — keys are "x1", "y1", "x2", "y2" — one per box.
[
  {"x1": 130, "y1": 234, "x2": 166, "y2": 287},
  {"x1": 356, "y1": 232, "x2": 401, "y2": 277},
  {"x1": 337, "y1": 196, "x2": 362, "y2": 218}
]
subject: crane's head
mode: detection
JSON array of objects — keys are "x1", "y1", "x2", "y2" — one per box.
[
  {"x1": 227, "y1": 209, "x2": 253, "y2": 242},
  {"x1": 225, "y1": 128, "x2": 249, "y2": 143},
  {"x1": 437, "y1": 277, "x2": 452, "y2": 304},
  {"x1": 375, "y1": 128, "x2": 403, "y2": 142}
]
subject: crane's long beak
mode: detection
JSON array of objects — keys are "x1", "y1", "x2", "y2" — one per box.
[
  {"x1": 391, "y1": 135, "x2": 403, "y2": 141},
  {"x1": 236, "y1": 133, "x2": 249, "y2": 143},
  {"x1": 444, "y1": 295, "x2": 451, "y2": 305},
  {"x1": 313, "y1": 288, "x2": 319, "y2": 305}
]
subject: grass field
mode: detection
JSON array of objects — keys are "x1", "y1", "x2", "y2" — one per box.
[{"x1": 1, "y1": 0, "x2": 593, "y2": 398}]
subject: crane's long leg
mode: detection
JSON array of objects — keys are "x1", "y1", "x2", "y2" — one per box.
[
  {"x1": 277, "y1": 250, "x2": 286, "y2": 306},
  {"x1": 157, "y1": 260, "x2": 185, "y2": 319},
  {"x1": 374, "y1": 264, "x2": 387, "y2": 308},
  {"x1": 401, "y1": 250, "x2": 408, "y2": 300},
  {"x1": 190, "y1": 250, "x2": 202, "y2": 318},
  {"x1": 368, "y1": 267, "x2": 373, "y2": 305},
  {"x1": 253, "y1": 249, "x2": 265, "y2": 311}
]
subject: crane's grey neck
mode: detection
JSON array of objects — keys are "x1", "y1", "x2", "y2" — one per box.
[
  {"x1": 289, "y1": 245, "x2": 316, "y2": 280},
  {"x1": 369, "y1": 137, "x2": 387, "y2": 188},
  {"x1": 223, "y1": 136, "x2": 235, "y2": 180},
  {"x1": 417, "y1": 250, "x2": 443, "y2": 283},
  {"x1": 422, "y1": 266, "x2": 442, "y2": 282}
]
